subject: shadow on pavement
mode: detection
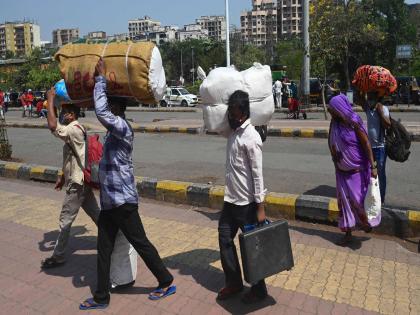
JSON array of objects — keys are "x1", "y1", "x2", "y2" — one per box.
[
  {"x1": 290, "y1": 225, "x2": 371, "y2": 250},
  {"x1": 303, "y1": 185, "x2": 336, "y2": 198},
  {"x1": 192, "y1": 208, "x2": 221, "y2": 222},
  {"x1": 38, "y1": 226, "x2": 98, "y2": 291},
  {"x1": 163, "y1": 248, "x2": 276, "y2": 314}
]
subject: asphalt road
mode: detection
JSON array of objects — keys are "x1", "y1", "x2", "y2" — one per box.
[
  {"x1": 6, "y1": 128, "x2": 420, "y2": 210},
  {"x1": 4, "y1": 108, "x2": 420, "y2": 124}
]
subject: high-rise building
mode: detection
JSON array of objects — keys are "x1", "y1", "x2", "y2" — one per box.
[
  {"x1": 52, "y1": 28, "x2": 79, "y2": 47},
  {"x1": 277, "y1": 0, "x2": 303, "y2": 37},
  {"x1": 240, "y1": 0, "x2": 278, "y2": 46},
  {"x1": 128, "y1": 16, "x2": 161, "y2": 40},
  {"x1": 196, "y1": 16, "x2": 226, "y2": 41},
  {"x1": 0, "y1": 21, "x2": 41, "y2": 57}
]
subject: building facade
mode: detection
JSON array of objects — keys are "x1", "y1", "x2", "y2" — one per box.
[
  {"x1": 87, "y1": 31, "x2": 107, "y2": 40},
  {"x1": 128, "y1": 16, "x2": 161, "y2": 40},
  {"x1": 196, "y1": 16, "x2": 226, "y2": 41},
  {"x1": 52, "y1": 28, "x2": 79, "y2": 47},
  {"x1": 240, "y1": 0, "x2": 278, "y2": 46},
  {"x1": 178, "y1": 24, "x2": 209, "y2": 42},
  {"x1": 277, "y1": 0, "x2": 303, "y2": 37},
  {"x1": 0, "y1": 21, "x2": 41, "y2": 57}
]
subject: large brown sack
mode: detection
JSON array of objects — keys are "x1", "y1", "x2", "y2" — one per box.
[{"x1": 54, "y1": 42, "x2": 166, "y2": 105}]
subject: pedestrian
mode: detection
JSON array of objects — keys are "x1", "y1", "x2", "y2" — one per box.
[
  {"x1": 80, "y1": 58, "x2": 175, "y2": 310},
  {"x1": 217, "y1": 90, "x2": 268, "y2": 304},
  {"x1": 273, "y1": 80, "x2": 282, "y2": 108},
  {"x1": 20, "y1": 91, "x2": 27, "y2": 117},
  {"x1": 26, "y1": 89, "x2": 34, "y2": 117},
  {"x1": 4, "y1": 89, "x2": 11, "y2": 113},
  {"x1": 363, "y1": 91, "x2": 391, "y2": 204},
  {"x1": 328, "y1": 94, "x2": 378, "y2": 246},
  {"x1": 0, "y1": 89, "x2": 4, "y2": 120},
  {"x1": 42, "y1": 88, "x2": 137, "y2": 291}
]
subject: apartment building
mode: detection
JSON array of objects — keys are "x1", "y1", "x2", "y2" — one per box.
[
  {"x1": 52, "y1": 28, "x2": 79, "y2": 47},
  {"x1": 0, "y1": 21, "x2": 41, "y2": 57},
  {"x1": 277, "y1": 0, "x2": 303, "y2": 37},
  {"x1": 128, "y1": 16, "x2": 161, "y2": 40},
  {"x1": 178, "y1": 24, "x2": 209, "y2": 42},
  {"x1": 87, "y1": 31, "x2": 107, "y2": 40},
  {"x1": 196, "y1": 16, "x2": 226, "y2": 41},
  {"x1": 240, "y1": 0, "x2": 278, "y2": 46}
]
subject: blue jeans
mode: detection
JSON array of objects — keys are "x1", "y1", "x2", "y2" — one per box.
[{"x1": 373, "y1": 147, "x2": 387, "y2": 204}]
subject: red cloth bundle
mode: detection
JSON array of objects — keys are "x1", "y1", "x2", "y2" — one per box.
[{"x1": 352, "y1": 65, "x2": 397, "y2": 95}]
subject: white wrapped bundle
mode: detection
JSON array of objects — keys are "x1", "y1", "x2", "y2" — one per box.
[{"x1": 200, "y1": 63, "x2": 274, "y2": 135}]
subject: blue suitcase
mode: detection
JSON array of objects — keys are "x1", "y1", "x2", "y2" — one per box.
[{"x1": 239, "y1": 220, "x2": 294, "y2": 284}]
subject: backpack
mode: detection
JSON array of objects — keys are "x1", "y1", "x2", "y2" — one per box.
[
  {"x1": 255, "y1": 125, "x2": 268, "y2": 142},
  {"x1": 69, "y1": 125, "x2": 103, "y2": 188},
  {"x1": 385, "y1": 117, "x2": 411, "y2": 163}
]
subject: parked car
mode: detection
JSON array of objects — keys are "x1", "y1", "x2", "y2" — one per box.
[{"x1": 160, "y1": 87, "x2": 198, "y2": 107}]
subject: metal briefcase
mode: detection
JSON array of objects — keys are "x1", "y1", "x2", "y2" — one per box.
[{"x1": 239, "y1": 220, "x2": 294, "y2": 284}]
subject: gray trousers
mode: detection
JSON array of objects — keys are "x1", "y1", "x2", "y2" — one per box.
[
  {"x1": 53, "y1": 183, "x2": 99, "y2": 258},
  {"x1": 52, "y1": 183, "x2": 138, "y2": 285}
]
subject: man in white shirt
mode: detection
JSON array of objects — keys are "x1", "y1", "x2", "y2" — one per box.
[
  {"x1": 217, "y1": 90, "x2": 267, "y2": 304},
  {"x1": 273, "y1": 80, "x2": 282, "y2": 108}
]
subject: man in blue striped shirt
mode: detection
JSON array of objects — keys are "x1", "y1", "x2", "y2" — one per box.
[{"x1": 80, "y1": 59, "x2": 175, "y2": 310}]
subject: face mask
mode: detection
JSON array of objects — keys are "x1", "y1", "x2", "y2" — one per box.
[
  {"x1": 367, "y1": 99, "x2": 376, "y2": 109},
  {"x1": 228, "y1": 117, "x2": 242, "y2": 130}
]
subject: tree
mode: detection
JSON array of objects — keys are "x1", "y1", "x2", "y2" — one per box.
[
  {"x1": 232, "y1": 44, "x2": 267, "y2": 70},
  {"x1": 310, "y1": 0, "x2": 385, "y2": 89},
  {"x1": 274, "y1": 39, "x2": 303, "y2": 80}
]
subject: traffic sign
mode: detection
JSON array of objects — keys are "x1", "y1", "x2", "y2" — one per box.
[{"x1": 396, "y1": 45, "x2": 412, "y2": 59}]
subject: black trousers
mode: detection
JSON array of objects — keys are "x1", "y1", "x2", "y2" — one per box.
[
  {"x1": 94, "y1": 203, "x2": 173, "y2": 304},
  {"x1": 218, "y1": 201, "x2": 267, "y2": 297}
]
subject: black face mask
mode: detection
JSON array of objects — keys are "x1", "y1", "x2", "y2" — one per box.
[{"x1": 228, "y1": 117, "x2": 242, "y2": 130}]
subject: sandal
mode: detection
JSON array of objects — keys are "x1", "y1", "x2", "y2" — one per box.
[
  {"x1": 79, "y1": 298, "x2": 108, "y2": 310},
  {"x1": 41, "y1": 256, "x2": 65, "y2": 269},
  {"x1": 148, "y1": 285, "x2": 176, "y2": 300}
]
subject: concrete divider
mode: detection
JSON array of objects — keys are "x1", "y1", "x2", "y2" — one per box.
[{"x1": 0, "y1": 160, "x2": 418, "y2": 238}]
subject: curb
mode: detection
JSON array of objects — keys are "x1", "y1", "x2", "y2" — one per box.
[{"x1": 1, "y1": 160, "x2": 419, "y2": 238}]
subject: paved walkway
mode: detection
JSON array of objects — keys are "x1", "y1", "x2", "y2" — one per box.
[{"x1": 0, "y1": 178, "x2": 419, "y2": 314}]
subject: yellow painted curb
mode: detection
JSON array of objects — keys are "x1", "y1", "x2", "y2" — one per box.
[
  {"x1": 30, "y1": 166, "x2": 46, "y2": 180},
  {"x1": 177, "y1": 127, "x2": 188, "y2": 133},
  {"x1": 300, "y1": 129, "x2": 315, "y2": 138},
  {"x1": 156, "y1": 180, "x2": 191, "y2": 204},
  {"x1": 3, "y1": 163, "x2": 21, "y2": 178},
  {"x1": 280, "y1": 128, "x2": 294, "y2": 137},
  {"x1": 265, "y1": 193, "x2": 298, "y2": 220},
  {"x1": 408, "y1": 210, "x2": 420, "y2": 236},
  {"x1": 158, "y1": 126, "x2": 171, "y2": 132},
  {"x1": 145, "y1": 126, "x2": 157, "y2": 133},
  {"x1": 328, "y1": 199, "x2": 339, "y2": 223},
  {"x1": 209, "y1": 186, "x2": 225, "y2": 210}
]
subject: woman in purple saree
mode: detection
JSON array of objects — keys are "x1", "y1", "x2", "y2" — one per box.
[{"x1": 328, "y1": 94, "x2": 378, "y2": 246}]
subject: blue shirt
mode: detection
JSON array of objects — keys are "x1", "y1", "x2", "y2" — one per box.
[
  {"x1": 94, "y1": 76, "x2": 138, "y2": 210},
  {"x1": 366, "y1": 105, "x2": 389, "y2": 148}
]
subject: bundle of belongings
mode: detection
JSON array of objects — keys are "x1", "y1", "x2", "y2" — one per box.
[
  {"x1": 54, "y1": 42, "x2": 166, "y2": 106},
  {"x1": 352, "y1": 65, "x2": 397, "y2": 96},
  {"x1": 200, "y1": 63, "x2": 275, "y2": 136}
]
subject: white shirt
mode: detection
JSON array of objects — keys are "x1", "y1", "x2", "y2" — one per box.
[
  {"x1": 274, "y1": 80, "x2": 283, "y2": 94},
  {"x1": 224, "y1": 119, "x2": 266, "y2": 205}
]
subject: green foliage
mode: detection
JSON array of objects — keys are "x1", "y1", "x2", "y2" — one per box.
[
  {"x1": 184, "y1": 80, "x2": 202, "y2": 95},
  {"x1": 232, "y1": 44, "x2": 267, "y2": 71},
  {"x1": 274, "y1": 39, "x2": 303, "y2": 80}
]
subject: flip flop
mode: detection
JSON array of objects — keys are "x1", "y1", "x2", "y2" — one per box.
[
  {"x1": 79, "y1": 298, "x2": 108, "y2": 310},
  {"x1": 148, "y1": 285, "x2": 177, "y2": 300}
]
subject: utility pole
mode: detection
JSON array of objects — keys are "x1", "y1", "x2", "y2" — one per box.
[
  {"x1": 225, "y1": 0, "x2": 230, "y2": 66},
  {"x1": 191, "y1": 47, "x2": 195, "y2": 85},
  {"x1": 302, "y1": 0, "x2": 310, "y2": 107}
]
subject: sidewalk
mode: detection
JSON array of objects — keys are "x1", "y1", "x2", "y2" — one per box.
[{"x1": 0, "y1": 178, "x2": 419, "y2": 314}]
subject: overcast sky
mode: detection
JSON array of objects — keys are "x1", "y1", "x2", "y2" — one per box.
[{"x1": 1, "y1": 0, "x2": 419, "y2": 42}]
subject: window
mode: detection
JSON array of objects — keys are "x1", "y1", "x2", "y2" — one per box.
[{"x1": 171, "y1": 89, "x2": 180, "y2": 95}]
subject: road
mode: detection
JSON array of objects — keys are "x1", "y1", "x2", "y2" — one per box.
[
  {"x1": 4, "y1": 108, "x2": 420, "y2": 125},
  {"x1": 6, "y1": 127, "x2": 420, "y2": 209}
]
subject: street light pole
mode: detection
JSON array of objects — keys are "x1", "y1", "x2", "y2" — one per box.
[
  {"x1": 191, "y1": 47, "x2": 195, "y2": 85},
  {"x1": 225, "y1": 0, "x2": 230, "y2": 66},
  {"x1": 302, "y1": 0, "x2": 310, "y2": 107}
]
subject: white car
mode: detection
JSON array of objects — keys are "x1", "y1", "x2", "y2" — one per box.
[{"x1": 160, "y1": 87, "x2": 198, "y2": 107}]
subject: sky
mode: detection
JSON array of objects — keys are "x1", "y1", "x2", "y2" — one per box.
[{"x1": 1, "y1": 0, "x2": 419, "y2": 42}]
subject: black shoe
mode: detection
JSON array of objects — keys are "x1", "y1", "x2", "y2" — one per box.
[{"x1": 110, "y1": 280, "x2": 135, "y2": 292}]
